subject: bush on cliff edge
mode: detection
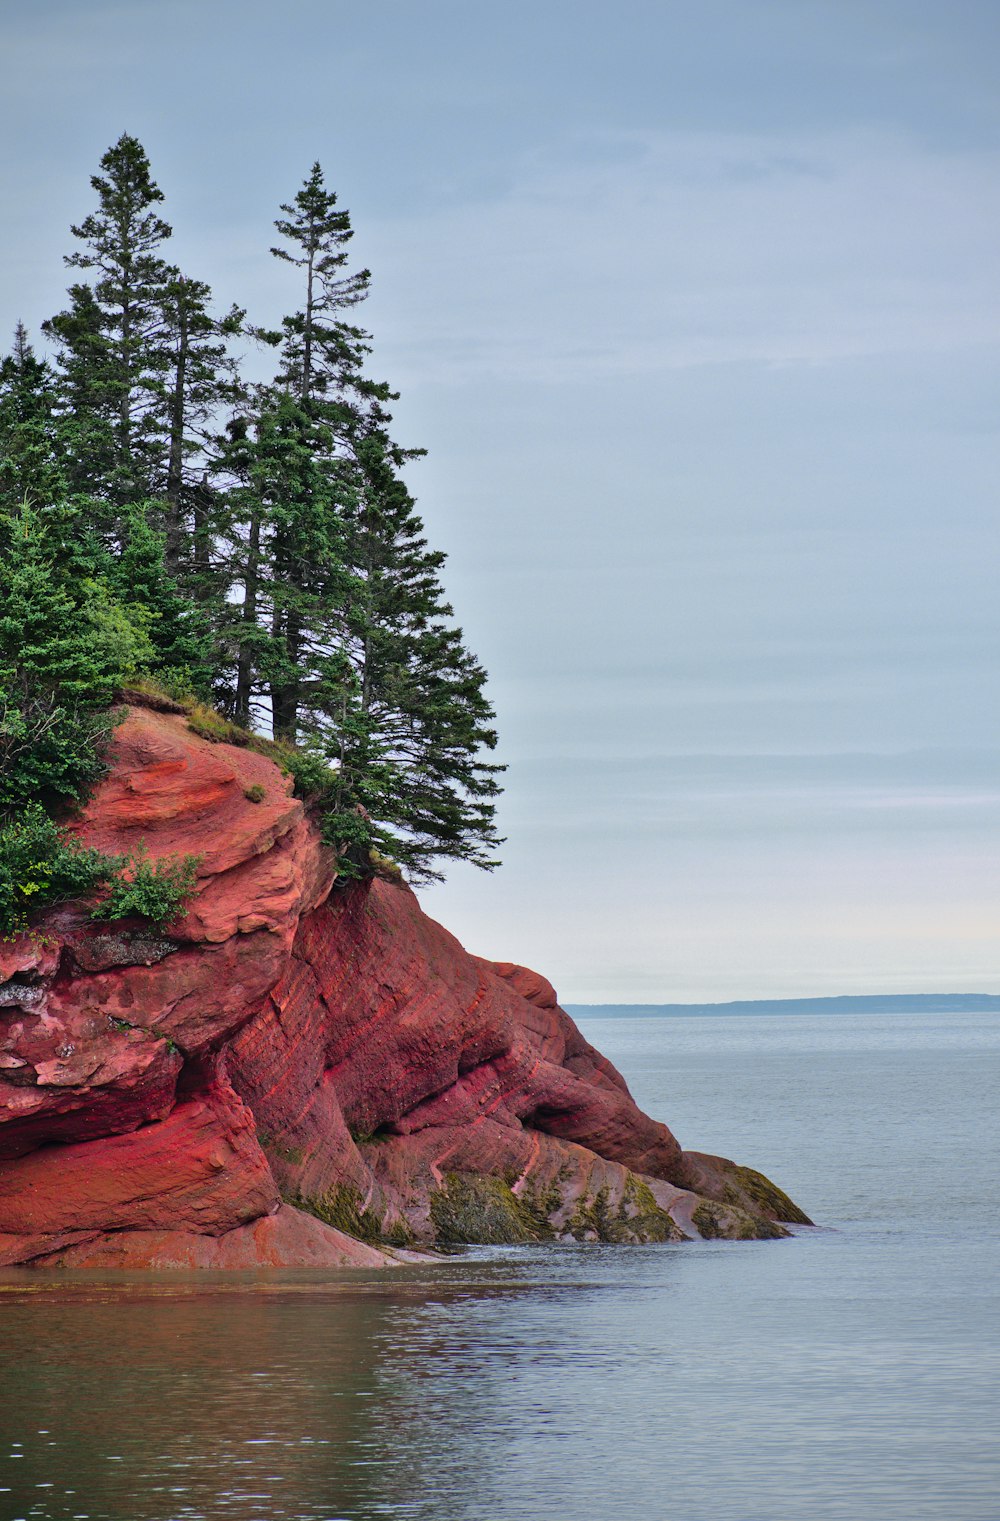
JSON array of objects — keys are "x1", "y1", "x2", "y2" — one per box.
[{"x1": 0, "y1": 503, "x2": 201, "y2": 938}]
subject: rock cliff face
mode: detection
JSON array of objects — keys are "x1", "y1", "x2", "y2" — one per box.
[{"x1": 0, "y1": 705, "x2": 809, "y2": 1267}]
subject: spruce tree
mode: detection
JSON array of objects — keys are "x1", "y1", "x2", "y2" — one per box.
[
  {"x1": 218, "y1": 389, "x2": 357, "y2": 737},
  {"x1": 160, "y1": 271, "x2": 244, "y2": 583},
  {"x1": 9, "y1": 145, "x2": 505, "y2": 884},
  {"x1": 229, "y1": 163, "x2": 376, "y2": 742},
  {"x1": 0, "y1": 324, "x2": 67, "y2": 512},
  {"x1": 247, "y1": 163, "x2": 503, "y2": 877},
  {"x1": 0, "y1": 501, "x2": 151, "y2": 812},
  {"x1": 0, "y1": 501, "x2": 151, "y2": 704},
  {"x1": 43, "y1": 134, "x2": 174, "y2": 509},
  {"x1": 268, "y1": 161, "x2": 371, "y2": 408},
  {"x1": 110, "y1": 506, "x2": 214, "y2": 691},
  {"x1": 331, "y1": 424, "x2": 503, "y2": 879}
]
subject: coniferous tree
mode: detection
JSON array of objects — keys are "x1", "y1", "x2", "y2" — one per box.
[
  {"x1": 42, "y1": 136, "x2": 245, "y2": 695},
  {"x1": 226, "y1": 164, "x2": 375, "y2": 742},
  {"x1": 4, "y1": 140, "x2": 504, "y2": 887},
  {"x1": 0, "y1": 503, "x2": 135, "y2": 702},
  {"x1": 0, "y1": 501, "x2": 150, "y2": 812},
  {"x1": 43, "y1": 134, "x2": 174, "y2": 510},
  {"x1": 110, "y1": 506, "x2": 214, "y2": 690},
  {"x1": 220, "y1": 391, "x2": 356, "y2": 736},
  {"x1": 160, "y1": 272, "x2": 244, "y2": 582},
  {"x1": 0, "y1": 324, "x2": 67, "y2": 512},
  {"x1": 331, "y1": 424, "x2": 503, "y2": 878},
  {"x1": 244, "y1": 163, "x2": 503, "y2": 876},
  {"x1": 268, "y1": 161, "x2": 371, "y2": 408}
]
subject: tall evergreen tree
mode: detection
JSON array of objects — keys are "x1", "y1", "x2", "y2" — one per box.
[
  {"x1": 240, "y1": 163, "x2": 504, "y2": 876},
  {"x1": 110, "y1": 506, "x2": 214, "y2": 690},
  {"x1": 6, "y1": 141, "x2": 504, "y2": 884},
  {"x1": 268, "y1": 161, "x2": 371, "y2": 408},
  {"x1": 160, "y1": 272, "x2": 244, "y2": 581},
  {"x1": 328, "y1": 423, "x2": 503, "y2": 879},
  {"x1": 0, "y1": 501, "x2": 144, "y2": 704},
  {"x1": 226, "y1": 163, "x2": 375, "y2": 742},
  {"x1": 220, "y1": 391, "x2": 356, "y2": 736},
  {"x1": 43, "y1": 134, "x2": 174, "y2": 509}
]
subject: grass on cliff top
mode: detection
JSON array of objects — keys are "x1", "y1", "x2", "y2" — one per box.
[{"x1": 123, "y1": 675, "x2": 402, "y2": 884}]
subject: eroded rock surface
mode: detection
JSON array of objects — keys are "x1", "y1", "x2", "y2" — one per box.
[{"x1": 0, "y1": 705, "x2": 810, "y2": 1267}]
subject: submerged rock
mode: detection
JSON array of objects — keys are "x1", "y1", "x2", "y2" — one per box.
[{"x1": 0, "y1": 703, "x2": 810, "y2": 1267}]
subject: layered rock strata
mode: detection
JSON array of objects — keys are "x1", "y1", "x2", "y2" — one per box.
[{"x1": 0, "y1": 705, "x2": 809, "y2": 1267}]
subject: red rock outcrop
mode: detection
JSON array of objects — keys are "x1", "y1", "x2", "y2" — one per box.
[{"x1": 0, "y1": 704, "x2": 809, "y2": 1267}]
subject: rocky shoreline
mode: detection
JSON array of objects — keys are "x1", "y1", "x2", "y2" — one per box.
[{"x1": 0, "y1": 702, "x2": 809, "y2": 1267}]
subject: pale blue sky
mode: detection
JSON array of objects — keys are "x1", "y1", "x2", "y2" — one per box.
[{"x1": 3, "y1": 1, "x2": 998, "y2": 998}]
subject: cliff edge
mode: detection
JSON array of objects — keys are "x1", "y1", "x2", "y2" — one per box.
[{"x1": 0, "y1": 705, "x2": 810, "y2": 1268}]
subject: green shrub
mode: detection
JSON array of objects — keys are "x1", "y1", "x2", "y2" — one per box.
[
  {"x1": 367, "y1": 846, "x2": 402, "y2": 883},
  {"x1": 0, "y1": 811, "x2": 202, "y2": 938},
  {"x1": 153, "y1": 667, "x2": 200, "y2": 703},
  {"x1": 243, "y1": 783, "x2": 266, "y2": 804},
  {"x1": 0, "y1": 805, "x2": 120, "y2": 936},
  {"x1": 272, "y1": 747, "x2": 374, "y2": 878},
  {"x1": 0, "y1": 696, "x2": 123, "y2": 813},
  {"x1": 279, "y1": 745, "x2": 338, "y2": 801},
  {"x1": 90, "y1": 845, "x2": 201, "y2": 927}
]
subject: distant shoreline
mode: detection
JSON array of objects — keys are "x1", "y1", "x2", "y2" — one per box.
[{"x1": 567, "y1": 993, "x2": 1000, "y2": 1018}]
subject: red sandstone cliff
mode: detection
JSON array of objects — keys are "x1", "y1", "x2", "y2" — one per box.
[{"x1": 0, "y1": 705, "x2": 809, "y2": 1268}]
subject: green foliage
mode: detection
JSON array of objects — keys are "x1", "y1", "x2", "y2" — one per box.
[
  {"x1": 0, "y1": 807, "x2": 200, "y2": 938},
  {"x1": 0, "y1": 499, "x2": 147, "y2": 816},
  {"x1": 220, "y1": 388, "x2": 357, "y2": 738},
  {"x1": 6, "y1": 138, "x2": 505, "y2": 891},
  {"x1": 0, "y1": 698, "x2": 122, "y2": 814},
  {"x1": 367, "y1": 846, "x2": 402, "y2": 883},
  {"x1": 220, "y1": 163, "x2": 503, "y2": 881},
  {"x1": 124, "y1": 668, "x2": 196, "y2": 707},
  {"x1": 186, "y1": 705, "x2": 242, "y2": 743},
  {"x1": 90, "y1": 844, "x2": 201, "y2": 927},
  {"x1": 0, "y1": 323, "x2": 67, "y2": 511},
  {"x1": 42, "y1": 133, "x2": 174, "y2": 507},
  {"x1": 0, "y1": 504, "x2": 200, "y2": 935},
  {"x1": 158, "y1": 272, "x2": 244, "y2": 584},
  {"x1": 153, "y1": 668, "x2": 200, "y2": 703},
  {"x1": 243, "y1": 783, "x2": 266, "y2": 804},
  {"x1": 109, "y1": 508, "x2": 214, "y2": 691},
  {"x1": 0, "y1": 501, "x2": 151, "y2": 706},
  {"x1": 265, "y1": 159, "x2": 372, "y2": 405},
  {"x1": 0, "y1": 805, "x2": 119, "y2": 935},
  {"x1": 278, "y1": 744, "x2": 338, "y2": 799}
]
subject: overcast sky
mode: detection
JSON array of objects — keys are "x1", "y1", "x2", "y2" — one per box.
[{"x1": 3, "y1": 0, "x2": 998, "y2": 1000}]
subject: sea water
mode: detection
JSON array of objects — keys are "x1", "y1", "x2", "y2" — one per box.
[{"x1": 1, "y1": 1009, "x2": 997, "y2": 1521}]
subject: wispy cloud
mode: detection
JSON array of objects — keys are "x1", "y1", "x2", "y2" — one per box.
[{"x1": 364, "y1": 127, "x2": 1000, "y2": 382}]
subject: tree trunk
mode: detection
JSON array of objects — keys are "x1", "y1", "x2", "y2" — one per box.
[
  {"x1": 234, "y1": 505, "x2": 261, "y2": 728},
  {"x1": 269, "y1": 607, "x2": 301, "y2": 744},
  {"x1": 191, "y1": 474, "x2": 213, "y2": 600},
  {"x1": 164, "y1": 280, "x2": 188, "y2": 573},
  {"x1": 302, "y1": 217, "x2": 314, "y2": 404}
]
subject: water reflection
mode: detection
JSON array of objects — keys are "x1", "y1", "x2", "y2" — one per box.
[
  {"x1": 0, "y1": 1257, "x2": 640, "y2": 1521},
  {"x1": 1, "y1": 1271, "x2": 409, "y2": 1519}
]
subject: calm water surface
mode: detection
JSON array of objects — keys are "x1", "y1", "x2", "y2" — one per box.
[{"x1": 1, "y1": 1011, "x2": 998, "y2": 1521}]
